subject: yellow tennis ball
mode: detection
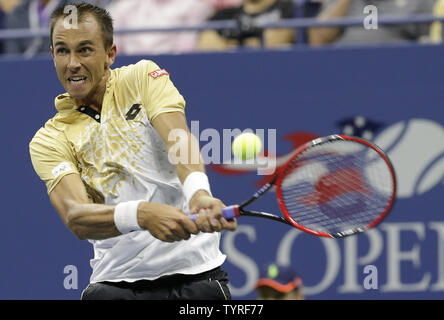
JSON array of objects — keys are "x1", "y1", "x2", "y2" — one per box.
[{"x1": 232, "y1": 132, "x2": 262, "y2": 160}]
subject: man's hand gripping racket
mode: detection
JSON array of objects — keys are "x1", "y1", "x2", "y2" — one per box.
[{"x1": 190, "y1": 134, "x2": 397, "y2": 238}]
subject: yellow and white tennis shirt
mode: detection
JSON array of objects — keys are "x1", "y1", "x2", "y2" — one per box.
[{"x1": 29, "y1": 60, "x2": 225, "y2": 283}]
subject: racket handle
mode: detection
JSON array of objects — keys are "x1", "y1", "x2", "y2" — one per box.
[
  {"x1": 222, "y1": 205, "x2": 240, "y2": 220},
  {"x1": 189, "y1": 205, "x2": 240, "y2": 223}
]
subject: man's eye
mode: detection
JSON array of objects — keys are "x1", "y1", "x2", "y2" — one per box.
[
  {"x1": 56, "y1": 48, "x2": 68, "y2": 54},
  {"x1": 80, "y1": 47, "x2": 92, "y2": 53}
]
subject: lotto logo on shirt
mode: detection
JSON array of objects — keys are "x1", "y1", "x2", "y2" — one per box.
[{"x1": 150, "y1": 69, "x2": 169, "y2": 79}]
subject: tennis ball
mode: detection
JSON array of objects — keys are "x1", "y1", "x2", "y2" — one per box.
[
  {"x1": 232, "y1": 132, "x2": 262, "y2": 160},
  {"x1": 268, "y1": 264, "x2": 279, "y2": 279}
]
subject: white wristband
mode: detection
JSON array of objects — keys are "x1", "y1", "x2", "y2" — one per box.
[
  {"x1": 114, "y1": 200, "x2": 144, "y2": 234},
  {"x1": 183, "y1": 171, "x2": 212, "y2": 204}
]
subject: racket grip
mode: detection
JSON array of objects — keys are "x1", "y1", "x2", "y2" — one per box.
[
  {"x1": 189, "y1": 205, "x2": 240, "y2": 223},
  {"x1": 222, "y1": 205, "x2": 240, "y2": 220}
]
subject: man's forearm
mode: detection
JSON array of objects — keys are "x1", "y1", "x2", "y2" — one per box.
[
  {"x1": 63, "y1": 201, "x2": 120, "y2": 240},
  {"x1": 308, "y1": 0, "x2": 352, "y2": 45},
  {"x1": 63, "y1": 200, "x2": 198, "y2": 242},
  {"x1": 152, "y1": 111, "x2": 206, "y2": 184},
  {"x1": 173, "y1": 132, "x2": 206, "y2": 184}
]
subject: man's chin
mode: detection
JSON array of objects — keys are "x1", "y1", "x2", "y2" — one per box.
[{"x1": 67, "y1": 90, "x2": 88, "y2": 101}]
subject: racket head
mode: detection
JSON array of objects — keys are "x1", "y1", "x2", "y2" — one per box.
[{"x1": 276, "y1": 134, "x2": 397, "y2": 238}]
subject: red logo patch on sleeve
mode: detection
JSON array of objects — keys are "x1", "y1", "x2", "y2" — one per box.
[{"x1": 149, "y1": 69, "x2": 169, "y2": 79}]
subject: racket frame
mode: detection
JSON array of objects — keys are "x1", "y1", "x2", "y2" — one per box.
[
  {"x1": 194, "y1": 134, "x2": 397, "y2": 239},
  {"x1": 275, "y1": 134, "x2": 397, "y2": 238}
]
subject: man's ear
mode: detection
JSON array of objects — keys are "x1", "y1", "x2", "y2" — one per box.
[
  {"x1": 50, "y1": 46, "x2": 56, "y2": 67},
  {"x1": 105, "y1": 44, "x2": 117, "y2": 69}
]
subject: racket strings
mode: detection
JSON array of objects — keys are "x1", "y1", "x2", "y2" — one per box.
[{"x1": 280, "y1": 140, "x2": 394, "y2": 235}]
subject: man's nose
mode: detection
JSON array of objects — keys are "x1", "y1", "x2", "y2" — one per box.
[{"x1": 67, "y1": 54, "x2": 81, "y2": 70}]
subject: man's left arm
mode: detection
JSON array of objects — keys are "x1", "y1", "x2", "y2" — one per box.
[{"x1": 152, "y1": 111, "x2": 237, "y2": 233}]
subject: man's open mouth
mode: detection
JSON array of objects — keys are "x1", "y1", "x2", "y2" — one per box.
[{"x1": 68, "y1": 76, "x2": 87, "y2": 83}]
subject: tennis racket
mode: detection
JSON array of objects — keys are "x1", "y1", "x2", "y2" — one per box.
[{"x1": 190, "y1": 134, "x2": 397, "y2": 238}]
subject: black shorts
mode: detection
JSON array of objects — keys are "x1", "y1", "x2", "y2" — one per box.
[{"x1": 81, "y1": 267, "x2": 232, "y2": 300}]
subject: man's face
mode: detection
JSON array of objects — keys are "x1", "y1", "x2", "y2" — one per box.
[{"x1": 51, "y1": 14, "x2": 115, "y2": 101}]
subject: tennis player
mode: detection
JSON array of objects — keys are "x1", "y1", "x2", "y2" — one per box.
[{"x1": 29, "y1": 2, "x2": 237, "y2": 300}]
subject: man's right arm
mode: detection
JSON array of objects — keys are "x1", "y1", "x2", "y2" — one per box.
[
  {"x1": 308, "y1": 0, "x2": 352, "y2": 46},
  {"x1": 49, "y1": 173, "x2": 199, "y2": 242}
]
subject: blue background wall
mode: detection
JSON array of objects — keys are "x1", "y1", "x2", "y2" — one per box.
[{"x1": 1, "y1": 44, "x2": 443, "y2": 299}]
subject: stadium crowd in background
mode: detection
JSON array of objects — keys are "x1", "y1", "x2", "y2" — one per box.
[
  {"x1": 0, "y1": 0, "x2": 21, "y2": 53},
  {"x1": 106, "y1": 0, "x2": 229, "y2": 55},
  {"x1": 0, "y1": 0, "x2": 112, "y2": 56},
  {"x1": 1, "y1": 0, "x2": 443, "y2": 56},
  {"x1": 430, "y1": 0, "x2": 444, "y2": 42},
  {"x1": 3, "y1": 0, "x2": 67, "y2": 56},
  {"x1": 0, "y1": 0, "x2": 246, "y2": 55},
  {"x1": 308, "y1": 0, "x2": 436, "y2": 46},
  {"x1": 197, "y1": 0, "x2": 297, "y2": 51}
]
